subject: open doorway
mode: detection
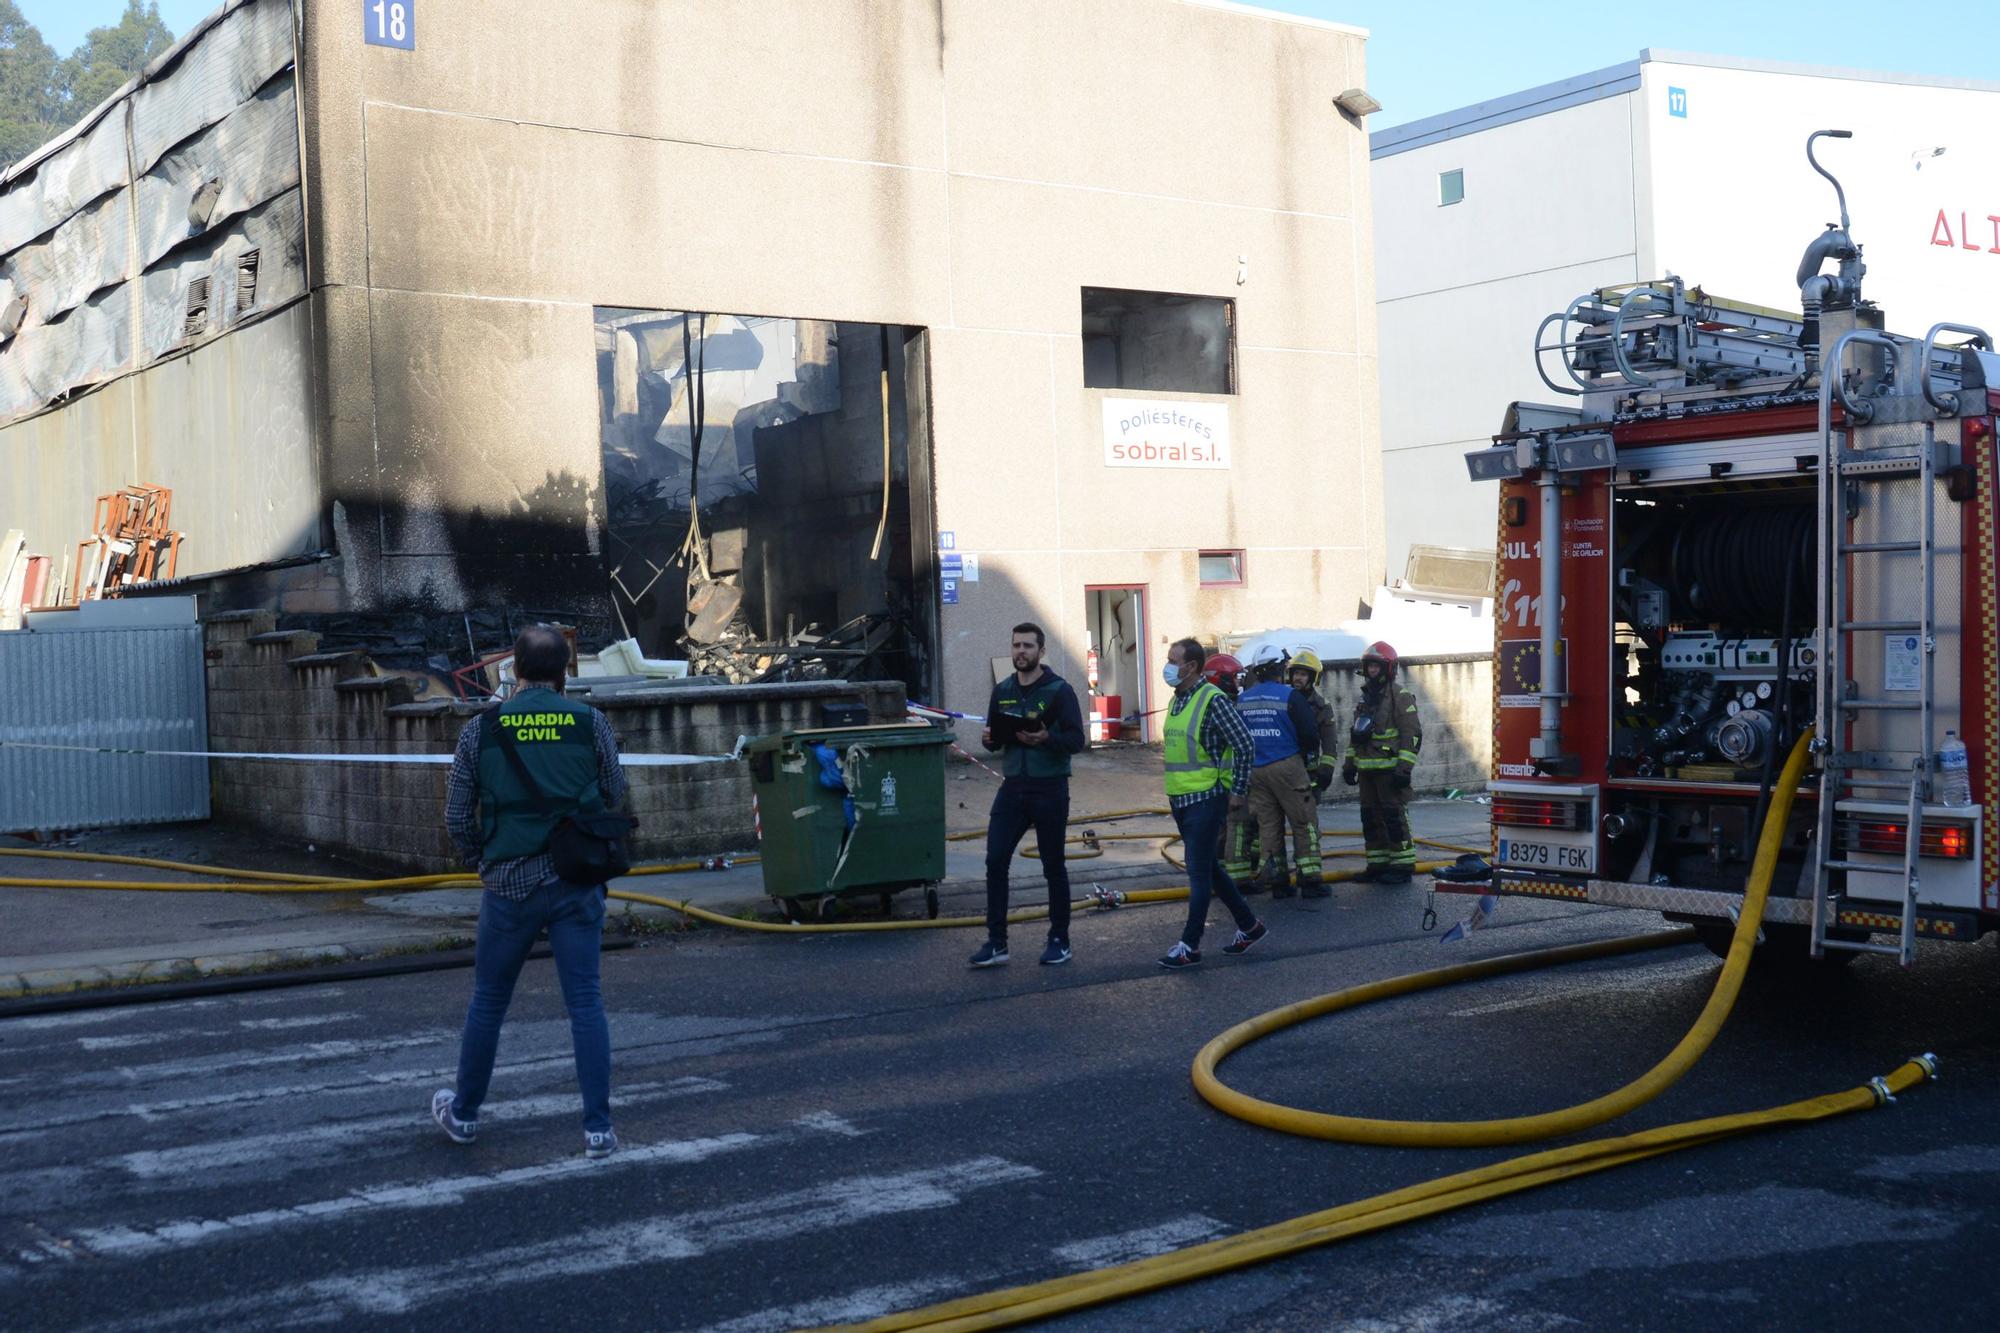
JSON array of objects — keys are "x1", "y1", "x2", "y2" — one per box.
[
  {"x1": 1084, "y1": 585, "x2": 1149, "y2": 743},
  {"x1": 593, "y1": 309, "x2": 939, "y2": 699}
]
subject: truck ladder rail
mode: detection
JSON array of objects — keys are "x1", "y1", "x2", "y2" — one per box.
[{"x1": 1808, "y1": 324, "x2": 1969, "y2": 967}]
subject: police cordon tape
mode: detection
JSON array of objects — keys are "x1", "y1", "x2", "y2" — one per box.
[{"x1": 0, "y1": 738, "x2": 732, "y2": 766}]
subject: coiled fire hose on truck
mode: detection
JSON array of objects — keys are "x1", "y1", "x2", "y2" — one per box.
[{"x1": 824, "y1": 728, "x2": 1942, "y2": 1331}]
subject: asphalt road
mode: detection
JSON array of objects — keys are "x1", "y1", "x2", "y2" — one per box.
[{"x1": 4, "y1": 878, "x2": 1999, "y2": 1331}]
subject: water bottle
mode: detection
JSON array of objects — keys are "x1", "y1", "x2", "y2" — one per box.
[{"x1": 1936, "y1": 732, "x2": 1972, "y2": 807}]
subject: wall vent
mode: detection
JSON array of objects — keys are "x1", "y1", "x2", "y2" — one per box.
[
  {"x1": 182, "y1": 276, "x2": 212, "y2": 339},
  {"x1": 235, "y1": 250, "x2": 260, "y2": 314}
]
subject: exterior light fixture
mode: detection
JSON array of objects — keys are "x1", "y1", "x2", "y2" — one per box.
[{"x1": 1334, "y1": 88, "x2": 1381, "y2": 118}]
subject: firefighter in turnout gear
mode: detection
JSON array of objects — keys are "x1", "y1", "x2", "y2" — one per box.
[
  {"x1": 1204, "y1": 654, "x2": 1264, "y2": 889},
  {"x1": 1341, "y1": 640, "x2": 1422, "y2": 883},
  {"x1": 1287, "y1": 649, "x2": 1341, "y2": 796},
  {"x1": 1238, "y1": 648, "x2": 1326, "y2": 896}
]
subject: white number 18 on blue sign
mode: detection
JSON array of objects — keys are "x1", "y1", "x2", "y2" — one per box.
[{"x1": 366, "y1": 0, "x2": 414, "y2": 49}]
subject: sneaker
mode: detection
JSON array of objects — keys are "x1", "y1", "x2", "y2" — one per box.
[
  {"x1": 431, "y1": 1088, "x2": 476, "y2": 1145},
  {"x1": 968, "y1": 940, "x2": 1010, "y2": 968},
  {"x1": 585, "y1": 1129, "x2": 618, "y2": 1160},
  {"x1": 1222, "y1": 920, "x2": 1268, "y2": 955},
  {"x1": 1158, "y1": 941, "x2": 1202, "y2": 969},
  {"x1": 1039, "y1": 937, "x2": 1072, "y2": 966}
]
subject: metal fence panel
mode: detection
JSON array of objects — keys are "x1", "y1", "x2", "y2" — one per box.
[{"x1": 0, "y1": 602, "x2": 209, "y2": 831}]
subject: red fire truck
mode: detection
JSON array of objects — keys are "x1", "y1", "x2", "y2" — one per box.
[{"x1": 1464, "y1": 131, "x2": 1997, "y2": 965}]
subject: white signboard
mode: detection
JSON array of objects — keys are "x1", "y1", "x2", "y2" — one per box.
[
  {"x1": 1884, "y1": 633, "x2": 1923, "y2": 693},
  {"x1": 1102, "y1": 399, "x2": 1231, "y2": 471}
]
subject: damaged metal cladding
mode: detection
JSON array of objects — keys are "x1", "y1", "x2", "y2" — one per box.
[
  {"x1": 0, "y1": 0, "x2": 303, "y2": 422},
  {"x1": 596, "y1": 309, "x2": 936, "y2": 696}
]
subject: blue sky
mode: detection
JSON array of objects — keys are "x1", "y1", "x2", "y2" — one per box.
[{"x1": 25, "y1": 0, "x2": 2000, "y2": 130}]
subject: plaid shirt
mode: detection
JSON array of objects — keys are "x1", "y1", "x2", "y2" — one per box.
[
  {"x1": 1166, "y1": 686, "x2": 1256, "y2": 811},
  {"x1": 446, "y1": 707, "x2": 628, "y2": 900}
]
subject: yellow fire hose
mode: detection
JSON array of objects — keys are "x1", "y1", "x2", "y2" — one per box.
[
  {"x1": 0, "y1": 806, "x2": 1484, "y2": 934},
  {"x1": 825, "y1": 728, "x2": 1941, "y2": 1331},
  {"x1": 0, "y1": 738, "x2": 1939, "y2": 1326}
]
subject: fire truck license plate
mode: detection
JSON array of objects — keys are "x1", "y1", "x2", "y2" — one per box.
[{"x1": 1497, "y1": 838, "x2": 1593, "y2": 874}]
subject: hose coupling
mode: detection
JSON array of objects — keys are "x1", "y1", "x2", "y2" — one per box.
[
  {"x1": 1089, "y1": 884, "x2": 1125, "y2": 910},
  {"x1": 1911, "y1": 1052, "x2": 1940, "y2": 1081},
  {"x1": 1868, "y1": 1076, "x2": 1896, "y2": 1106}
]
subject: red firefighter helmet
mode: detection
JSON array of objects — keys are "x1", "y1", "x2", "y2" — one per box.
[
  {"x1": 1203, "y1": 652, "x2": 1244, "y2": 691},
  {"x1": 1361, "y1": 640, "x2": 1399, "y2": 678}
]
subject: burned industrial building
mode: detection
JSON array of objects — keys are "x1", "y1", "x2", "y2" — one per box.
[{"x1": 0, "y1": 0, "x2": 1384, "y2": 726}]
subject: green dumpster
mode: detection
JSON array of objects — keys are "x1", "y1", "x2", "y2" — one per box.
[{"x1": 743, "y1": 721, "x2": 949, "y2": 920}]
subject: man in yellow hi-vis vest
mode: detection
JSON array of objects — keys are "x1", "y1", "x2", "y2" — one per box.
[
  {"x1": 1159, "y1": 637, "x2": 1268, "y2": 969},
  {"x1": 1340, "y1": 640, "x2": 1423, "y2": 884}
]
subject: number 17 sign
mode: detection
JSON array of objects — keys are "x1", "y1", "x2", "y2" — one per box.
[{"x1": 365, "y1": 0, "x2": 415, "y2": 50}]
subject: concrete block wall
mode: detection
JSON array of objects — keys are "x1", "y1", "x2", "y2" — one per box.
[
  {"x1": 203, "y1": 612, "x2": 906, "y2": 872},
  {"x1": 1313, "y1": 654, "x2": 1492, "y2": 794}
]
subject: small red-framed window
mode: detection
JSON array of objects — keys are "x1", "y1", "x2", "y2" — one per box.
[{"x1": 1198, "y1": 550, "x2": 1245, "y2": 588}]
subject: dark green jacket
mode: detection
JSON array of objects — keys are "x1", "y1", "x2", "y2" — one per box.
[
  {"x1": 476, "y1": 688, "x2": 609, "y2": 862},
  {"x1": 982, "y1": 668, "x2": 1086, "y2": 780}
]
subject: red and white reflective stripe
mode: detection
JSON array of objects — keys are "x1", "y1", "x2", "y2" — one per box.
[{"x1": 952, "y1": 741, "x2": 1004, "y2": 780}]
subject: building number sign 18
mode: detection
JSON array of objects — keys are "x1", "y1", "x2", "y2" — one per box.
[{"x1": 365, "y1": 0, "x2": 414, "y2": 50}]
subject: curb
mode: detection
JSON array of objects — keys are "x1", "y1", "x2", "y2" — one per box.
[{"x1": 0, "y1": 931, "x2": 476, "y2": 1002}]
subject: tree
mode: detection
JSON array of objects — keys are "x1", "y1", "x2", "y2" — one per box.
[
  {"x1": 56, "y1": 2, "x2": 174, "y2": 123},
  {"x1": 0, "y1": 2, "x2": 177, "y2": 175},
  {"x1": 0, "y1": 0, "x2": 61, "y2": 171}
]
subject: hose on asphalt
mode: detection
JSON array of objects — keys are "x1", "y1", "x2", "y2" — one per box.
[
  {"x1": 0, "y1": 808, "x2": 1483, "y2": 932},
  {"x1": 831, "y1": 729, "x2": 1942, "y2": 1331}
]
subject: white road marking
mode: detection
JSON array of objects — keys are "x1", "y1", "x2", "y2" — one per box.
[
  {"x1": 76, "y1": 1132, "x2": 763, "y2": 1257},
  {"x1": 112, "y1": 1076, "x2": 729, "y2": 1179},
  {"x1": 238, "y1": 1013, "x2": 358, "y2": 1031},
  {"x1": 72, "y1": 1108, "x2": 870, "y2": 1259},
  {"x1": 78, "y1": 1013, "x2": 362, "y2": 1051},
  {"x1": 114, "y1": 1157, "x2": 1043, "y2": 1326},
  {"x1": 0, "y1": 1027, "x2": 781, "y2": 1139},
  {"x1": 0, "y1": 990, "x2": 348, "y2": 1037},
  {"x1": 110, "y1": 1034, "x2": 450, "y2": 1082},
  {"x1": 792, "y1": 1110, "x2": 866, "y2": 1138},
  {"x1": 1052, "y1": 1213, "x2": 1227, "y2": 1268},
  {"x1": 689, "y1": 1278, "x2": 967, "y2": 1333}
]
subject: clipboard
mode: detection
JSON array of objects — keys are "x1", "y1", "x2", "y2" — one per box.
[{"x1": 989, "y1": 711, "x2": 1047, "y2": 746}]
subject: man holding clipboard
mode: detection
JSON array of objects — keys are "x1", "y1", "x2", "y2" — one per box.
[{"x1": 969, "y1": 622, "x2": 1087, "y2": 968}]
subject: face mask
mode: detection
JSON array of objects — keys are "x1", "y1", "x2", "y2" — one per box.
[{"x1": 1162, "y1": 662, "x2": 1185, "y2": 688}]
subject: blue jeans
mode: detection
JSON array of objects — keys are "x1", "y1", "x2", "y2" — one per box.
[
  {"x1": 452, "y1": 875, "x2": 611, "y2": 1133},
  {"x1": 1174, "y1": 792, "x2": 1257, "y2": 949},
  {"x1": 985, "y1": 777, "x2": 1071, "y2": 944}
]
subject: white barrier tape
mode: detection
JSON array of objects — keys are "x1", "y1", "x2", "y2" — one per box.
[
  {"x1": 908, "y1": 703, "x2": 986, "y2": 724},
  {"x1": 0, "y1": 739, "x2": 728, "y2": 767}
]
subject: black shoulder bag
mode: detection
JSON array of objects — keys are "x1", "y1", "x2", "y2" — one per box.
[{"x1": 485, "y1": 710, "x2": 639, "y2": 885}]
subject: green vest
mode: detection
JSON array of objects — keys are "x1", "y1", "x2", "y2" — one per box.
[
  {"x1": 993, "y1": 671, "x2": 1075, "y2": 780},
  {"x1": 476, "y1": 688, "x2": 607, "y2": 863},
  {"x1": 1163, "y1": 682, "x2": 1225, "y2": 797}
]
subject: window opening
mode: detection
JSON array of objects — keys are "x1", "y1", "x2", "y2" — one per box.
[
  {"x1": 1081, "y1": 287, "x2": 1234, "y2": 393},
  {"x1": 1198, "y1": 550, "x2": 1245, "y2": 587}
]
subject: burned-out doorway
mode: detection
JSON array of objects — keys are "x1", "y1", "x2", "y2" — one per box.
[{"x1": 594, "y1": 309, "x2": 938, "y2": 698}]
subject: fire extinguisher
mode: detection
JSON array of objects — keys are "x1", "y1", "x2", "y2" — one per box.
[{"x1": 1086, "y1": 646, "x2": 1101, "y2": 691}]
